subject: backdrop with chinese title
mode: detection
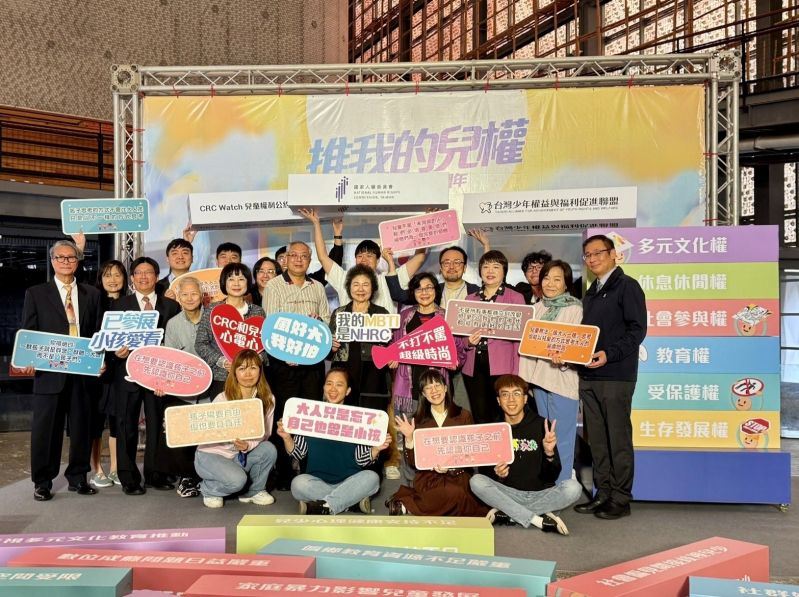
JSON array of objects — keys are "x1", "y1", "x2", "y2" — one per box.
[{"x1": 141, "y1": 88, "x2": 705, "y2": 269}]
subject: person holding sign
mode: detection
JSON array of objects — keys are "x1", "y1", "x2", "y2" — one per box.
[
  {"x1": 195, "y1": 262, "x2": 266, "y2": 399},
  {"x1": 386, "y1": 369, "x2": 488, "y2": 517},
  {"x1": 469, "y1": 375, "x2": 582, "y2": 534},
  {"x1": 574, "y1": 235, "x2": 646, "y2": 520},
  {"x1": 462, "y1": 251, "x2": 526, "y2": 425},
  {"x1": 21, "y1": 239, "x2": 102, "y2": 502},
  {"x1": 518, "y1": 260, "x2": 583, "y2": 484},
  {"x1": 195, "y1": 349, "x2": 278, "y2": 508},
  {"x1": 276, "y1": 369, "x2": 391, "y2": 515}
]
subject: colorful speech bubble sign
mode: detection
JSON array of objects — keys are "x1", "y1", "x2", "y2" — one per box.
[
  {"x1": 282, "y1": 397, "x2": 389, "y2": 447},
  {"x1": 210, "y1": 303, "x2": 265, "y2": 361},
  {"x1": 261, "y1": 313, "x2": 332, "y2": 366},
  {"x1": 125, "y1": 345, "x2": 213, "y2": 397}
]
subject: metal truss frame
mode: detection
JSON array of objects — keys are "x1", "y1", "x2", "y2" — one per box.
[{"x1": 112, "y1": 52, "x2": 740, "y2": 264}]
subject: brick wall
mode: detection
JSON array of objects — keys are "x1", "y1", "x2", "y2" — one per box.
[{"x1": 0, "y1": 0, "x2": 348, "y2": 120}]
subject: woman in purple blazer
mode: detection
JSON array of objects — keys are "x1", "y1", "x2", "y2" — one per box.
[{"x1": 462, "y1": 250, "x2": 526, "y2": 424}]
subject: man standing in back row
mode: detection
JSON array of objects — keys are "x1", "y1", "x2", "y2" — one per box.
[{"x1": 575, "y1": 234, "x2": 646, "y2": 520}]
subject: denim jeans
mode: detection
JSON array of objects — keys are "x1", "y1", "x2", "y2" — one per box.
[
  {"x1": 533, "y1": 388, "x2": 579, "y2": 484},
  {"x1": 470, "y1": 474, "x2": 582, "y2": 528},
  {"x1": 291, "y1": 470, "x2": 380, "y2": 514},
  {"x1": 195, "y1": 441, "x2": 277, "y2": 498}
]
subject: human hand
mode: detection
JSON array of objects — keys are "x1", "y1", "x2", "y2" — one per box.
[
  {"x1": 183, "y1": 222, "x2": 197, "y2": 243},
  {"x1": 494, "y1": 462, "x2": 510, "y2": 478},
  {"x1": 297, "y1": 208, "x2": 320, "y2": 225},
  {"x1": 332, "y1": 217, "x2": 344, "y2": 236},
  {"x1": 388, "y1": 360, "x2": 399, "y2": 370},
  {"x1": 115, "y1": 346, "x2": 130, "y2": 359},
  {"x1": 276, "y1": 419, "x2": 291, "y2": 439},
  {"x1": 543, "y1": 418, "x2": 557, "y2": 456},
  {"x1": 468, "y1": 329, "x2": 483, "y2": 347},
  {"x1": 467, "y1": 228, "x2": 490, "y2": 251},
  {"x1": 394, "y1": 413, "x2": 415, "y2": 440},
  {"x1": 70, "y1": 232, "x2": 86, "y2": 252},
  {"x1": 585, "y1": 350, "x2": 607, "y2": 369},
  {"x1": 233, "y1": 439, "x2": 248, "y2": 451}
]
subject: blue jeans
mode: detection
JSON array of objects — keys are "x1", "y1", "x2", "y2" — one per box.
[
  {"x1": 195, "y1": 442, "x2": 277, "y2": 498},
  {"x1": 291, "y1": 471, "x2": 380, "y2": 514},
  {"x1": 533, "y1": 388, "x2": 579, "y2": 484},
  {"x1": 470, "y1": 474, "x2": 582, "y2": 528}
]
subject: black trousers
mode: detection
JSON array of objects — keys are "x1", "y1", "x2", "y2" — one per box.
[
  {"x1": 579, "y1": 378, "x2": 637, "y2": 506},
  {"x1": 31, "y1": 377, "x2": 92, "y2": 488},
  {"x1": 115, "y1": 388, "x2": 167, "y2": 487},
  {"x1": 462, "y1": 350, "x2": 503, "y2": 425},
  {"x1": 266, "y1": 359, "x2": 325, "y2": 485}
]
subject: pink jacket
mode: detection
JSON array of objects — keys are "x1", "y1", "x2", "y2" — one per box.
[{"x1": 197, "y1": 392, "x2": 274, "y2": 459}]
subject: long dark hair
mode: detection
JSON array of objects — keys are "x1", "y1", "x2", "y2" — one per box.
[
  {"x1": 95, "y1": 260, "x2": 129, "y2": 298},
  {"x1": 413, "y1": 368, "x2": 459, "y2": 424}
]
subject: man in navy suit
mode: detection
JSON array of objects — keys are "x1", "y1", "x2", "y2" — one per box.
[
  {"x1": 108, "y1": 256, "x2": 181, "y2": 495},
  {"x1": 21, "y1": 240, "x2": 102, "y2": 501}
]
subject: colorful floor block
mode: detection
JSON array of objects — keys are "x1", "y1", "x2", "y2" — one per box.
[
  {"x1": 0, "y1": 566, "x2": 132, "y2": 596},
  {"x1": 689, "y1": 576, "x2": 799, "y2": 596}
]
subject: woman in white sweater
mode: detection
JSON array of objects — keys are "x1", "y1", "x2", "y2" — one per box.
[
  {"x1": 195, "y1": 349, "x2": 277, "y2": 508},
  {"x1": 519, "y1": 260, "x2": 582, "y2": 484}
]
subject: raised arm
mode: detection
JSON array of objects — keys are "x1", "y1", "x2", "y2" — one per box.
[{"x1": 298, "y1": 208, "x2": 335, "y2": 274}]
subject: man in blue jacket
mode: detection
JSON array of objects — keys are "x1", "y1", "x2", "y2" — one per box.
[{"x1": 575, "y1": 234, "x2": 647, "y2": 520}]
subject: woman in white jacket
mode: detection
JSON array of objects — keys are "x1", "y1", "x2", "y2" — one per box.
[
  {"x1": 195, "y1": 349, "x2": 277, "y2": 508},
  {"x1": 519, "y1": 260, "x2": 582, "y2": 484}
]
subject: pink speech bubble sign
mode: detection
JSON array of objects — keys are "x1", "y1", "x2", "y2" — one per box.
[{"x1": 125, "y1": 345, "x2": 213, "y2": 397}]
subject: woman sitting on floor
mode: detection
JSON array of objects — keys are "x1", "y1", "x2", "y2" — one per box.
[
  {"x1": 386, "y1": 368, "x2": 489, "y2": 517},
  {"x1": 276, "y1": 368, "x2": 392, "y2": 515},
  {"x1": 194, "y1": 349, "x2": 277, "y2": 509}
]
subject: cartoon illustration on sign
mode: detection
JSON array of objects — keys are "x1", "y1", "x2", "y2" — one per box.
[
  {"x1": 732, "y1": 304, "x2": 772, "y2": 336},
  {"x1": 730, "y1": 377, "x2": 764, "y2": 411},
  {"x1": 606, "y1": 231, "x2": 634, "y2": 264},
  {"x1": 737, "y1": 418, "x2": 770, "y2": 449}
]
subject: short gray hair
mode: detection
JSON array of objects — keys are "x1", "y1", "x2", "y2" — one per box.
[
  {"x1": 174, "y1": 276, "x2": 201, "y2": 293},
  {"x1": 50, "y1": 240, "x2": 83, "y2": 261}
]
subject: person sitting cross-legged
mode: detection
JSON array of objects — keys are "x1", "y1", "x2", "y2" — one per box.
[
  {"x1": 276, "y1": 369, "x2": 392, "y2": 515},
  {"x1": 469, "y1": 374, "x2": 582, "y2": 535}
]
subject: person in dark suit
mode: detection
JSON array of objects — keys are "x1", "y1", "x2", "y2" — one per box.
[
  {"x1": 108, "y1": 256, "x2": 181, "y2": 495},
  {"x1": 155, "y1": 238, "x2": 194, "y2": 297},
  {"x1": 21, "y1": 239, "x2": 102, "y2": 501}
]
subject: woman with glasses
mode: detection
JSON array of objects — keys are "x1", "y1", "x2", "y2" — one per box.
[
  {"x1": 518, "y1": 259, "x2": 582, "y2": 483},
  {"x1": 462, "y1": 250, "x2": 526, "y2": 425},
  {"x1": 386, "y1": 369, "x2": 488, "y2": 517},
  {"x1": 250, "y1": 257, "x2": 281, "y2": 307},
  {"x1": 195, "y1": 262, "x2": 267, "y2": 399}
]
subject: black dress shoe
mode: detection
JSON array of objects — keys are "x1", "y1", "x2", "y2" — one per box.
[
  {"x1": 146, "y1": 481, "x2": 175, "y2": 491},
  {"x1": 594, "y1": 501, "x2": 631, "y2": 520},
  {"x1": 123, "y1": 484, "x2": 146, "y2": 495},
  {"x1": 68, "y1": 481, "x2": 97, "y2": 495},
  {"x1": 574, "y1": 496, "x2": 608, "y2": 514},
  {"x1": 33, "y1": 486, "x2": 53, "y2": 502}
]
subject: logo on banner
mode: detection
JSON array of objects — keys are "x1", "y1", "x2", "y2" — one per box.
[
  {"x1": 282, "y1": 397, "x2": 388, "y2": 447},
  {"x1": 335, "y1": 176, "x2": 349, "y2": 202},
  {"x1": 210, "y1": 304, "x2": 265, "y2": 361},
  {"x1": 738, "y1": 417, "x2": 771, "y2": 449},
  {"x1": 125, "y1": 345, "x2": 213, "y2": 397},
  {"x1": 371, "y1": 315, "x2": 457, "y2": 369},
  {"x1": 89, "y1": 311, "x2": 164, "y2": 351},
  {"x1": 261, "y1": 313, "x2": 332, "y2": 366}
]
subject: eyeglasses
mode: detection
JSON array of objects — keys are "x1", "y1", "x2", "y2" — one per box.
[
  {"x1": 499, "y1": 390, "x2": 525, "y2": 399},
  {"x1": 414, "y1": 286, "x2": 436, "y2": 293},
  {"x1": 525, "y1": 263, "x2": 544, "y2": 273},
  {"x1": 423, "y1": 382, "x2": 446, "y2": 393},
  {"x1": 133, "y1": 270, "x2": 156, "y2": 277},
  {"x1": 582, "y1": 249, "x2": 611, "y2": 261},
  {"x1": 257, "y1": 269, "x2": 276, "y2": 275},
  {"x1": 441, "y1": 260, "x2": 465, "y2": 268},
  {"x1": 52, "y1": 256, "x2": 78, "y2": 264},
  {"x1": 287, "y1": 252, "x2": 311, "y2": 261}
]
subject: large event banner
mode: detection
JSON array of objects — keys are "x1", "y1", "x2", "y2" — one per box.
[
  {"x1": 142, "y1": 88, "x2": 705, "y2": 268},
  {"x1": 588, "y1": 225, "x2": 780, "y2": 450}
]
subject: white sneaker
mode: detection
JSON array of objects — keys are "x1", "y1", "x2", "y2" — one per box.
[
  {"x1": 358, "y1": 496, "x2": 371, "y2": 514},
  {"x1": 203, "y1": 496, "x2": 224, "y2": 508},
  {"x1": 239, "y1": 490, "x2": 275, "y2": 506},
  {"x1": 384, "y1": 466, "x2": 401, "y2": 480}
]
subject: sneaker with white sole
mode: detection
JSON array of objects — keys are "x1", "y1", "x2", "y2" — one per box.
[
  {"x1": 238, "y1": 490, "x2": 275, "y2": 506},
  {"x1": 107, "y1": 471, "x2": 121, "y2": 486},
  {"x1": 203, "y1": 496, "x2": 224, "y2": 508},
  {"x1": 358, "y1": 496, "x2": 371, "y2": 514},
  {"x1": 176, "y1": 477, "x2": 200, "y2": 498},
  {"x1": 541, "y1": 512, "x2": 569, "y2": 535},
  {"x1": 90, "y1": 472, "x2": 113, "y2": 489},
  {"x1": 384, "y1": 466, "x2": 401, "y2": 480}
]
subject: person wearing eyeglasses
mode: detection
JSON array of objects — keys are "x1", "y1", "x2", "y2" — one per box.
[
  {"x1": 20, "y1": 240, "x2": 103, "y2": 502},
  {"x1": 573, "y1": 235, "x2": 646, "y2": 521},
  {"x1": 515, "y1": 250, "x2": 552, "y2": 305},
  {"x1": 250, "y1": 256, "x2": 282, "y2": 307},
  {"x1": 263, "y1": 240, "x2": 331, "y2": 490}
]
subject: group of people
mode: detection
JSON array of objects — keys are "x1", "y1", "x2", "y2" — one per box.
[{"x1": 21, "y1": 212, "x2": 646, "y2": 535}]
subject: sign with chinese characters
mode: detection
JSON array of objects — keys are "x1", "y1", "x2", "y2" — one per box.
[
  {"x1": 210, "y1": 304, "x2": 265, "y2": 361},
  {"x1": 288, "y1": 173, "x2": 449, "y2": 214},
  {"x1": 185, "y1": 574, "x2": 525, "y2": 597},
  {"x1": 89, "y1": 311, "x2": 164, "y2": 352},
  {"x1": 588, "y1": 225, "x2": 779, "y2": 264},
  {"x1": 445, "y1": 300, "x2": 534, "y2": 341},
  {"x1": 261, "y1": 313, "x2": 332, "y2": 366},
  {"x1": 371, "y1": 316, "x2": 457, "y2": 369},
  {"x1": 124, "y1": 346, "x2": 213, "y2": 398},
  {"x1": 282, "y1": 397, "x2": 388, "y2": 447},
  {"x1": 378, "y1": 209, "x2": 461, "y2": 252},
  {"x1": 164, "y1": 399, "x2": 265, "y2": 448},
  {"x1": 11, "y1": 330, "x2": 103, "y2": 376},
  {"x1": 0, "y1": 566, "x2": 132, "y2": 595},
  {"x1": 413, "y1": 422, "x2": 514, "y2": 470},
  {"x1": 462, "y1": 187, "x2": 637, "y2": 234},
  {"x1": 7, "y1": 548, "x2": 315, "y2": 593},
  {"x1": 622, "y1": 263, "x2": 778, "y2": 300},
  {"x1": 0, "y1": 528, "x2": 226, "y2": 566},
  {"x1": 689, "y1": 576, "x2": 799, "y2": 597},
  {"x1": 169, "y1": 268, "x2": 224, "y2": 308},
  {"x1": 61, "y1": 198, "x2": 149, "y2": 235},
  {"x1": 645, "y1": 299, "x2": 779, "y2": 337},
  {"x1": 518, "y1": 320, "x2": 599, "y2": 365},
  {"x1": 639, "y1": 337, "x2": 779, "y2": 375},
  {"x1": 631, "y1": 410, "x2": 779, "y2": 449},
  {"x1": 189, "y1": 190, "x2": 303, "y2": 231},
  {"x1": 633, "y1": 373, "x2": 781, "y2": 412},
  {"x1": 334, "y1": 312, "x2": 400, "y2": 344}
]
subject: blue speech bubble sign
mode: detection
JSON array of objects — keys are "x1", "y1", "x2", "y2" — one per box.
[{"x1": 261, "y1": 313, "x2": 332, "y2": 366}]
